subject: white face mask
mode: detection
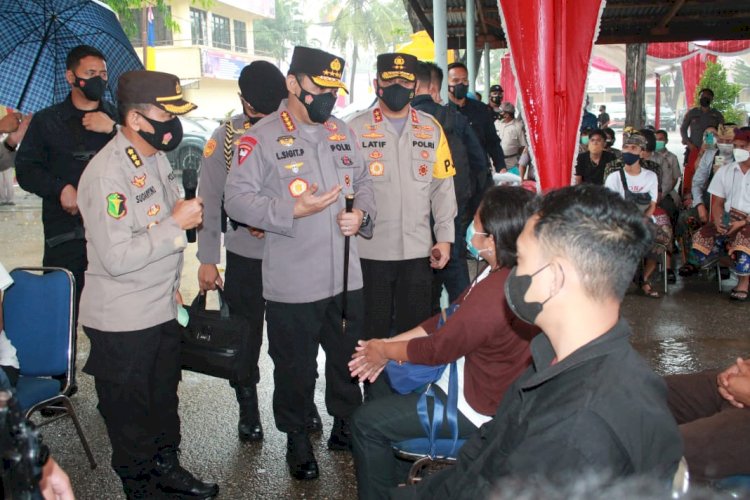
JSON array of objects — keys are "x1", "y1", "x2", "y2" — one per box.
[
  {"x1": 717, "y1": 143, "x2": 734, "y2": 156},
  {"x1": 734, "y1": 148, "x2": 750, "y2": 163}
]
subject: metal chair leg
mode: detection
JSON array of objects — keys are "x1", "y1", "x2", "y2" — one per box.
[{"x1": 59, "y1": 396, "x2": 97, "y2": 469}]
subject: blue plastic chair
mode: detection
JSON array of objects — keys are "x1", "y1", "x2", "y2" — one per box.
[
  {"x1": 3, "y1": 267, "x2": 96, "y2": 469},
  {"x1": 392, "y1": 361, "x2": 465, "y2": 484}
]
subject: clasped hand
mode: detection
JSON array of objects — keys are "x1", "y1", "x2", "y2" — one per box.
[{"x1": 349, "y1": 339, "x2": 388, "y2": 383}]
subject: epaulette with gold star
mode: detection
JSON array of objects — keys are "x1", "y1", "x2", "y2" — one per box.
[{"x1": 126, "y1": 147, "x2": 142, "y2": 168}]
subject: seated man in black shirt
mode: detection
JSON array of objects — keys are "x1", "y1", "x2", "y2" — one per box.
[
  {"x1": 393, "y1": 185, "x2": 683, "y2": 498},
  {"x1": 575, "y1": 129, "x2": 616, "y2": 185}
]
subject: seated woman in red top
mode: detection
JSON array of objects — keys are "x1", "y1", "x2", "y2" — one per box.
[{"x1": 348, "y1": 185, "x2": 539, "y2": 500}]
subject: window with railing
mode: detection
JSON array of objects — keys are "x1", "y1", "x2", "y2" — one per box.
[{"x1": 190, "y1": 8, "x2": 208, "y2": 45}]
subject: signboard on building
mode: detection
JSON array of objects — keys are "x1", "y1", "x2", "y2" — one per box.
[
  {"x1": 201, "y1": 49, "x2": 253, "y2": 80},
  {"x1": 219, "y1": 0, "x2": 274, "y2": 18}
]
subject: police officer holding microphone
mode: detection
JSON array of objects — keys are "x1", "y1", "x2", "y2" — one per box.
[{"x1": 77, "y1": 71, "x2": 217, "y2": 499}]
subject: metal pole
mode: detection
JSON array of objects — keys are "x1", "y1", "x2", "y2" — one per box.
[
  {"x1": 483, "y1": 42, "x2": 491, "y2": 103},
  {"x1": 434, "y1": 0, "x2": 448, "y2": 102},
  {"x1": 466, "y1": 0, "x2": 476, "y2": 94}
]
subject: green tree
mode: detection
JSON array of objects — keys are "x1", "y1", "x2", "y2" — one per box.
[
  {"x1": 732, "y1": 59, "x2": 750, "y2": 90},
  {"x1": 697, "y1": 60, "x2": 743, "y2": 124},
  {"x1": 254, "y1": 0, "x2": 308, "y2": 65},
  {"x1": 104, "y1": 1, "x2": 212, "y2": 40},
  {"x1": 325, "y1": 0, "x2": 410, "y2": 103}
]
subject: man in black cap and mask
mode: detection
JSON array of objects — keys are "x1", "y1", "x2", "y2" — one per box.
[
  {"x1": 77, "y1": 70, "x2": 216, "y2": 499},
  {"x1": 197, "y1": 60, "x2": 323, "y2": 444},
  {"x1": 15, "y1": 45, "x2": 118, "y2": 394},
  {"x1": 347, "y1": 54, "x2": 456, "y2": 395},
  {"x1": 488, "y1": 84, "x2": 504, "y2": 119},
  {"x1": 224, "y1": 46, "x2": 376, "y2": 480}
]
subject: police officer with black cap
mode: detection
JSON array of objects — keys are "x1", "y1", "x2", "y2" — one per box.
[
  {"x1": 197, "y1": 61, "x2": 324, "y2": 442},
  {"x1": 225, "y1": 46, "x2": 376, "y2": 480},
  {"x1": 77, "y1": 70, "x2": 217, "y2": 499}
]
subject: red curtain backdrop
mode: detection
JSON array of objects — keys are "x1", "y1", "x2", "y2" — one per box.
[
  {"x1": 499, "y1": 53, "x2": 517, "y2": 105},
  {"x1": 497, "y1": 0, "x2": 605, "y2": 190},
  {"x1": 590, "y1": 56, "x2": 625, "y2": 96},
  {"x1": 682, "y1": 53, "x2": 717, "y2": 108}
]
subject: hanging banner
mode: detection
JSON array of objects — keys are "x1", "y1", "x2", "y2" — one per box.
[{"x1": 497, "y1": 0, "x2": 605, "y2": 190}]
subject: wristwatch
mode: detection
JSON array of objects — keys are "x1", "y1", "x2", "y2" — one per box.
[{"x1": 360, "y1": 210, "x2": 371, "y2": 228}]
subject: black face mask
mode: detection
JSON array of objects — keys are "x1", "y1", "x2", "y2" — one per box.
[
  {"x1": 136, "y1": 113, "x2": 183, "y2": 152},
  {"x1": 490, "y1": 95, "x2": 501, "y2": 105},
  {"x1": 504, "y1": 264, "x2": 561, "y2": 325},
  {"x1": 295, "y1": 78, "x2": 337, "y2": 124},
  {"x1": 378, "y1": 83, "x2": 414, "y2": 112},
  {"x1": 73, "y1": 75, "x2": 106, "y2": 102},
  {"x1": 700, "y1": 96, "x2": 712, "y2": 107},
  {"x1": 247, "y1": 115, "x2": 263, "y2": 125},
  {"x1": 450, "y1": 83, "x2": 469, "y2": 100}
]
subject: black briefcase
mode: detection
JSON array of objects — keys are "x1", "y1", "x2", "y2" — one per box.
[{"x1": 180, "y1": 289, "x2": 251, "y2": 382}]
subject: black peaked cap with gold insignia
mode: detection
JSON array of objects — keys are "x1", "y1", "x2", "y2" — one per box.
[
  {"x1": 288, "y1": 46, "x2": 348, "y2": 93},
  {"x1": 117, "y1": 70, "x2": 197, "y2": 115},
  {"x1": 377, "y1": 53, "x2": 417, "y2": 82}
]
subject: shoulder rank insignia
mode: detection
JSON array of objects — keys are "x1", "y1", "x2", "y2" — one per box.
[
  {"x1": 373, "y1": 108, "x2": 383, "y2": 123},
  {"x1": 238, "y1": 136, "x2": 257, "y2": 165},
  {"x1": 411, "y1": 109, "x2": 419, "y2": 123},
  {"x1": 324, "y1": 121, "x2": 338, "y2": 132},
  {"x1": 369, "y1": 161, "x2": 384, "y2": 176},
  {"x1": 328, "y1": 133, "x2": 347, "y2": 141},
  {"x1": 288, "y1": 178, "x2": 308, "y2": 198},
  {"x1": 147, "y1": 204, "x2": 160, "y2": 216},
  {"x1": 131, "y1": 174, "x2": 146, "y2": 188},
  {"x1": 281, "y1": 111, "x2": 296, "y2": 132},
  {"x1": 243, "y1": 121, "x2": 251, "y2": 130},
  {"x1": 125, "y1": 147, "x2": 142, "y2": 168},
  {"x1": 278, "y1": 135, "x2": 295, "y2": 147},
  {"x1": 107, "y1": 192, "x2": 127, "y2": 219},
  {"x1": 203, "y1": 138, "x2": 217, "y2": 158}
]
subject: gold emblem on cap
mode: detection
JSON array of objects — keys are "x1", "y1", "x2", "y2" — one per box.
[
  {"x1": 331, "y1": 59, "x2": 342, "y2": 72},
  {"x1": 394, "y1": 55, "x2": 405, "y2": 68},
  {"x1": 176, "y1": 82, "x2": 182, "y2": 94}
]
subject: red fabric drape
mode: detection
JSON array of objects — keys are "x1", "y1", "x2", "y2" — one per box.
[
  {"x1": 647, "y1": 42, "x2": 693, "y2": 59},
  {"x1": 590, "y1": 56, "x2": 625, "y2": 96},
  {"x1": 681, "y1": 53, "x2": 717, "y2": 108},
  {"x1": 499, "y1": 53, "x2": 517, "y2": 105},
  {"x1": 498, "y1": 0, "x2": 604, "y2": 190}
]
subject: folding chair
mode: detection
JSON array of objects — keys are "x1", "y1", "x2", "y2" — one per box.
[
  {"x1": 392, "y1": 361, "x2": 464, "y2": 485},
  {"x1": 3, "y1": 267, "x2": 96, "y2": 469}
]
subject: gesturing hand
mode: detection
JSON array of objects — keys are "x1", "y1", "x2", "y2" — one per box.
[{"x1": 293, "y1": 183, "x2": 341, "y2": 218}]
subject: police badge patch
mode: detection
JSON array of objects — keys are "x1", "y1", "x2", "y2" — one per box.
[
  {"x1": 107, "y1": 193, "x2": 127, "y2": 219},
  {"x1": 203, "y1": 138, "x2": 217, "y2": 158}
]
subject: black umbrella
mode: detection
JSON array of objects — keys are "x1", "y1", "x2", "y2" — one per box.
[{"x1": 0, "y1": 0, "x2": 144, "y2": 113}]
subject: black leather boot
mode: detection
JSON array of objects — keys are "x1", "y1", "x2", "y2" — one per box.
[
  {"x1": 305, "y1": 406, "x2": 322, "y2": 434},
  {"x1": 153, "y1": 449, "x2": 219, "y2": 498},
  {"x1": 327, "y1": 417, "x2": 352, "y2": 451},
  {"x1": 235, "y1": 385, "x2": 263, "y2": 441},
  {"x1": 286, "y1": 432, "x2": 319, "y2": 480}
]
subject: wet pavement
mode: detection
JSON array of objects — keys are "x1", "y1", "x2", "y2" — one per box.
[{"x1": 0, "y1": 184, "x2": 748, "y2": 500}]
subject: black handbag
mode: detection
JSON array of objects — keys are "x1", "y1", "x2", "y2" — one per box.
[{"x1": 180, "y1": 289, "x2": 251, "y2": 382}]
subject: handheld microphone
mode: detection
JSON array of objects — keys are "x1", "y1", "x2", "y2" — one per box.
[{"x1": 182, "y1": 168, "x2": 198, "y2": 243}]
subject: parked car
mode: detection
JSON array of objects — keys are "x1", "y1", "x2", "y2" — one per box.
[
  {"x1": 602, "y1": 101, "x2": 626, "y2": 129},
  {"x1": 646, "y1": 106, "x2": 676, "y2": 131},
  {"x1": 165, "y1": 116, "x2": 217, "y2": 173}
]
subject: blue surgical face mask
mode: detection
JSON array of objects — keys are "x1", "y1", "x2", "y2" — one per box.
[
  {"x1": 655, "y1": 140, "x2": 666, "y2": 151},
  {"x1": 465, "y1": 221, "x2": 488, "y2": 260},
  {"x1": 581, "y1": 136, "x2": 590, "y2": 146}
]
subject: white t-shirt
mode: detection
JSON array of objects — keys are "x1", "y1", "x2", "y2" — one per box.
[
  {"x1": 604, "y1": 168, "x2": 659, "y2": 207},
  {"x1": 708, "y1": 161, "x2": 750, "y2": 214}
]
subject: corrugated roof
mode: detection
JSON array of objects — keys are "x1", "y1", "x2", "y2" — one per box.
[{"x1": 405, "y1": 0, "x2": 750, "y2": 49}]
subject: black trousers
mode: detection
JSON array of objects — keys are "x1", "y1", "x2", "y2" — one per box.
[
  {"x1": 361, "y1": 258, "x2": 433, "y2": 341},
  {"x1": 265, "y1": 291, "x2": 363, "y2": 433},
  {"x1": 351, "y1": 387, "x2": 476, "y2": 500},
  {"x1": 83, "y1": 321, "x2": 181, "y2": 480},
  {"x1": 223, "y1": 251, "x2": 264, "y2": 387}
]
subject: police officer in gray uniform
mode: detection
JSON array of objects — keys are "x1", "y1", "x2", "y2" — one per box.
[
  {"x1": 197, "y1": 61, "x2": 300, "y2": 442},
  {"x1": 77, "y1": 71, "x2": 217, "y2": 499},
  {"x1": 224, "y1": 46, "x2": 376, "y2": 481}
]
